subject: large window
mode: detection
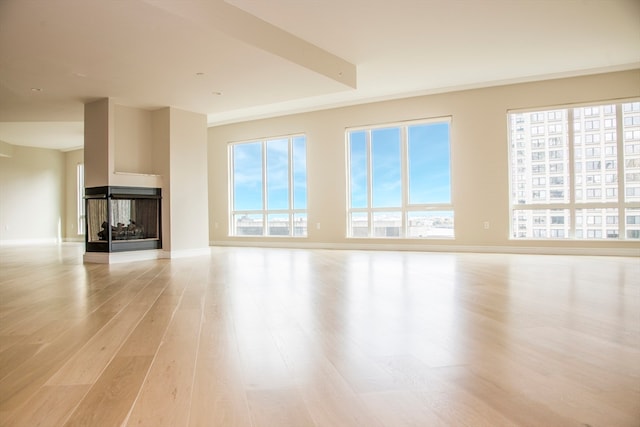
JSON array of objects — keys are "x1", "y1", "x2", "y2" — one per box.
[
  {"x1": 346, "y1": 118, "x2": 454, "y2": 238},
  {"x1": 508, "y1": 100, "x2": 640, "y2": 240},
  {"x1": 229, "y1": 135, "x2": 307, "y2": 237}
]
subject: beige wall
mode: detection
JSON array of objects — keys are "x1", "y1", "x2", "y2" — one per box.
[
  {"x1": 208, "y1": 70, "x2": 640, "y2": 253},
  {"x1": 152, "y1": 108, "x2": 171, "y2": 249},
  {"x1": 83, "y1": 98, "x2": 111, "y2": 188},
  {"x1": 166, "y1": 108, "x2": 210, "y2": 252},
  {"x1": 114, "y1": 105, "x2": 154, "y2": 175},
  {"x1": 0, "y1": 140, "x2": 15, "y2": 157},
  {"x1": 84, "y1": 98, "x2": 161, "y2": 189},
  {"x1": 2, "y1": 70, "x2": 638, "y2": 254},
  {"x1": 0, "y1": 145, "x2": 65, "y2": 243},
  {"x1": 151, "y1": 107, "x2": 210, "y2": 252}
]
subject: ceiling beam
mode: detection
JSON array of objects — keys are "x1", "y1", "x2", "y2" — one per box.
[{"x1": 143, "y1": 0, "x2": 357, "y2": 89}]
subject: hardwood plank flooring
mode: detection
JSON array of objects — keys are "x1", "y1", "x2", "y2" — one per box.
[{"x1": 0, "y1": 243, "x2": 638, "y2": 426}]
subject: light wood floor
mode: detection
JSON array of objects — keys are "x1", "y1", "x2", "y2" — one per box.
[{"x1": 0, "y1": 244, "x2": 638, "y2": 427}]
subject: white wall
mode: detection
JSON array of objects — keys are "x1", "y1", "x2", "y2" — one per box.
[
  {"x1": 208, "y1": 70, "x2": 640, "y2": 254},
  {"x1": 0, "y1": 145, "x2": 65, "y2": 244}
]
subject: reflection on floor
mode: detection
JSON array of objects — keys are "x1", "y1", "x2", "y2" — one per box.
[{"x1": 0, "y1": 243, "x2": 638, "y2": 426}]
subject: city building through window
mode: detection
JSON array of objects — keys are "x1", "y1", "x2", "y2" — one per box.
[
  {"x1": 508, "y1": 101, "x2": 640, "y2": 240},
  {"x1": 229, "y1": 135, "x2": 307, "y2": 237},
  {"x1": 346, "y1": 118, "x2": 454, "y2": 238}
]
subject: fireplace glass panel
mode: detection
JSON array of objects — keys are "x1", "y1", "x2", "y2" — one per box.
[
  {"x1": 85, "y1": 186, "x2": 161, "y2": 252},
  {"x1": 87, "y1": 199, "x2": 108, "y2": 243},
  {"x1": 109, "y1": 198, "x2": 159, "y2": 240}
]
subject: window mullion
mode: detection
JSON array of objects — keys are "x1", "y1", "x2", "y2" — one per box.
[
  {"x1": 346, "y1": 134, "x2": 352, "y2": 237},
  {"x1": 262, "y1": 140, "x2": 268, "y2": 236},
  {"x1": 228, "y1": 146, "x2": 235, "y2": 236},
  {"x1": 567, "y1": 108, "x2": 576, "y2": 239},
  {"x1": 366, "y1": 130, "x2": 373, "y2": 236},
  {"x1": 288, "y1": 136, "x2": 294, "y2": 236},
  {"x1": 401, "y1": 126, "x2": 409, "y2": 237},
  {"x1": 616, "y1": 103, "x2": 626, "y2": 239},
  {"x1": 77, "y1": 163, "x2": 85, "y2": 235}
]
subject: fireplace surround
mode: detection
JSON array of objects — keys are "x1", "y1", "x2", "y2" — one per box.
[{"x1": 85, "y1": 186, "x2": 162, "y2": 253}]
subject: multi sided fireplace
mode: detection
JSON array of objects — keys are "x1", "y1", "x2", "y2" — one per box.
[{"x1": 85, "y1": 186, "x2": 162, "y2": 253}]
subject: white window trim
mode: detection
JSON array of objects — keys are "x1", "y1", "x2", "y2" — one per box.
[
  {"x1": 508, "y1": 99, "x2": 640, "y2": 241},
  {"x1": 345, "y1": 117, "x2": 454, "y2": 239},
  {"x1": 77, "y1": 163, "x2": 85, "y2": 235},
  {"x1": 228, "y1": 134, "x2": 307, "y2": 237}
]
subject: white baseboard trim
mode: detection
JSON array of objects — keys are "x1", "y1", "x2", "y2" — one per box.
[
  {"x1": 83, "y1": 246, "x2": 212, "y2": 263},
  {"x1": 83, "y1": 250, "x2": 162, "y2": 264},
  {"x1": 210, "y1": 240, "x2": 640, "y2": 257},
  {"x1": 63, "y1": 237, "x2": 84, "y2": 243},
  {"x1": 2, "y1": 238, "x2": 635, "y2": 257},
  {"x1": 0, "y1": 238, "x2": 60, "y2": 246},
  {"x1": 160, "y1": 247, "x2": 212, "y2": 259}
]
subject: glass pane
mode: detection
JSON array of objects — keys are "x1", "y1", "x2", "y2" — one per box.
[
  {"x1": 371, "y1": 127, "x2": 401, "y2": 208},
  {"x1": 574, "y1": 104, "x2": 618, "y2": 203},
  {"x1": 373, "y1": 212, "x2": 401, "y2": 237},
  {"x1": 350, "y1": 212, "x2": 368, "y2": 237},
  {"x1": 107, "y1": 199, "x2": 158, "y2": 241},
  {"x1": 576, "y1": 208, "x2": 619, "y2": 240},
  {"x1": 266, "y1": 138, "x2": 289, "y2": 210},
  {"x1": 349, "y1": 131, "x2": 368, "y2": 208},
  {"x1": 267, "y1": 213, "x2": 290, "y2": 236},
  {"x1": 110, "y1": 199, "x2": 132, "y2": 230},
  {"x1": 626, "y1": 208, "x2": 640, "y2": 239},
  {"x1": 86, "y1": 199, "x2": 107, "y2": 243},
  {"x1": 511, "y1": 209, "x2": 570, "y2": 239},
  {"x1": 233, "y1": 142, "x2": 263, "y2": 211},
  {"x1": 408, "y1": 122, "x2": 451, "y2": 204},
  {"x1": 407, "y1": 211, "x2": 454, "y2": 238},
  {"x1": 234, "y1": 214, "x2": 263, "y2": 236},
  {"x1": 293, "y1": 213, "x2": 307, "y2": 237},
  {"x1": 623, "y1": 102, "x2": 640, "y2": 202},
  {"x1": 292, "y1": 136, "x2": 307, "y2": 209},
  {"x1": 509, "y1": 110, "x2": 570, "y2": 205}
]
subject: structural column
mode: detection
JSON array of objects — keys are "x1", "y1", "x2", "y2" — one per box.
[{"x1": 84, "y1": 98, "x2": 209, "y2": 262}]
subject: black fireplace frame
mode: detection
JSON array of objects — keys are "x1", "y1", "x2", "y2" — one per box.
[{"x1": 85, "y1": 186, "x2": 162, "y2": 253}]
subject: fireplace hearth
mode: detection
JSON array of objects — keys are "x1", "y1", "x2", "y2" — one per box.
[{"x1": 85, "y1": 186, "x2": 162, "y2": 253}]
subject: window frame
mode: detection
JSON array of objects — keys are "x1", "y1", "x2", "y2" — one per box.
[
  {"x1": 345, "y1": 117, "x2": 454, "y2": 239},
  {"x1": 228, "y1": 134, "x2": 307, "y2": 237},
  {"x1": 77, "y1": 163, "x2": 85, "y2": 235},
  {"x1": 507, "y1": 99, "x2": 640, "y2": 241}
]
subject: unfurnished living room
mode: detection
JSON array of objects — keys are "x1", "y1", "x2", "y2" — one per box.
[{"x1": 0, "y1": 0, "x2": 639, "y2": 426}]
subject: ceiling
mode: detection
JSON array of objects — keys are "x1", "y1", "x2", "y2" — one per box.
[{"x1": 0, "y1": 0, "x2": 638, "y2": 151}]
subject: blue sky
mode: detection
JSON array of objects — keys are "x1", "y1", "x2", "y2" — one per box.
[
  {"x1": 407, "y1": 122, "x2": 451, "y2": 205},
  {"x1": 232, "y1": 122, "x2": 451, "y2": 213},
  {"x1": 232, "y1": 136, "x2": 306, "y2": 211},
  {"x1": 350, "y1": 121, "x2": 451, "y2": 208}
]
